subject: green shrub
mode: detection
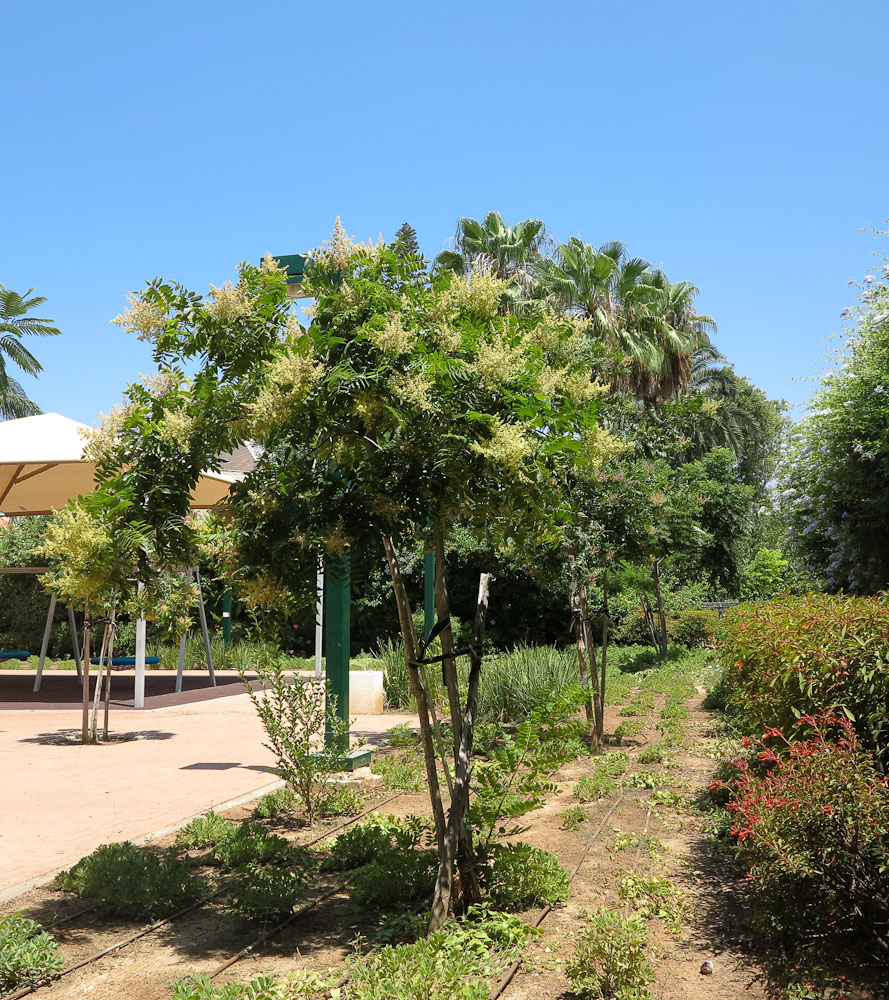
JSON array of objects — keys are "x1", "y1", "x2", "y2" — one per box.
[
  {"x1": 596, "y1": 750, "x2": 629, "y2": 776},
  {"x1": 175, "y1": 811, "x2": 232, "y2": 851},
  {"x1": 567, "y1": 908, "x2": 654, "y2": 1000},
  {"x1": 251, "y1": 787, "x2": 297, "y2": 820},
  {"x1": 618, "y1": 871, "x2": 689, "y2": 934},
  {"x1": 648, "y1": 789, "x2": 683, "y2": 810},
  {"x1": 318, "y1": 784, "x2": 364, "y2": 817},
  {"x1": 351, "y1": 847, "x2": 438, "y2": 911},
  {"x1": 214, "y1": 822, "x2": 290, "y2": 871},
  {"x1": 0, "y1": 913, "x2": 65, "y2": 992},
  {"x1": 472, "y1": 645, "x2": 580, "y2": 725},
  {"x1": 350, "y1": 929, "x2": 497, "y2": 997},
  {"x1": 637, "y1": 745, "x2": 671, "y2": 765},
  {"x1": 618, "y1": 703, "x2": 647, "y2": 717},
  {"x1": 54, "y1": 842, "x2": 206, "y2": 919},
  {"x1": 386, "y1": 722, "x2": 419, "y2": 749},
  {"x1": 242, "y1": 664, "x2": 349, "y2": 824},
  {"x1": 227, "y1": 863, "x2": 309, "y2": 922},
  {"x1": 575, "y1": 772, "x2": 616, "y2": 801},
  {"x1": 668, "y1": 608, "x2": 719, "y2": 647},
  {"x1": 559, "y1": 805, "x2": 588, "y2": 831},
  {"x1": 371, "y1": 751, "x2": 424, "y2": 792},
  {"x1": 613, "y1": 720, "x2": 645, "y2": 744},
  {"x1": 625, "y1": 770, "x2": 669, "y2": 789},
  {"x1": 486, "y1": 843, "x2": 570, "y2": 910},
  {"x1": 719, "y1": 594, "x2": 889, "y2": 764},
  {"x1": 374, "y1": 638, "x2": 413, "y2": 710},
  {"x1": 659, "y1": 703, "x2": 689, "y2": 721},
  {"x1": 716, "y1": 721, "x2": 889, "y2": 978},
  {"x1": 354, "y1": 907, "x2": 534, "y2": 997},
  {"x1": 611, "y1": 832, "x2": 664, "y2": 859},
  {"x1": 326, "y1": 814, "x2": 426, "y2": 871}
]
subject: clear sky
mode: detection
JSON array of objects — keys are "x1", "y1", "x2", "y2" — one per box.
[{"x1": 2, "y1": 1, "x2": 886, "y2": 426}]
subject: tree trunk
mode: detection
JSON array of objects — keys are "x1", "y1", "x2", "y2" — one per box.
[
  {"x1": 432, "y1": 532, "x2": 482, "y2": 909},
  {"x1": 430, "y1": 573, "x2": 492, "y2": 930},
  {"x1": 570, "y1": 578, "x2": 597, "y2": 747},
  {"x1": 599, "y1": 571, "x2": 609, "y2": 745},
  {"x1": 381, "y1": 535, "x2": 451, "y2": 927},
  {"x1": 642, "y1": 602, "x2": 658, "y2": 648},
  {"x1": 433, "y1": 531, "x2": 463, "y2": 759},
  {"x1": 651, "y1": 559, "x2": 668, "y2": 658}
]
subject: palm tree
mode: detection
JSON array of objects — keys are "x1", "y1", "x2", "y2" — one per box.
[
  {"x1": 0, "y1": 286, "x2": 61, "y2": 418},
  {"x1": 534, "y1": 238, "x2": 664, "y2": 388},
  {"x1": 536, "y1": 241, "x2": 717, "y2": 406},
  {"x1": 436, "y1": 211, "x2": 547, "y2": 280},
  {"x1": 633, "y1": 272, "x2": 717, "y2": 404}
]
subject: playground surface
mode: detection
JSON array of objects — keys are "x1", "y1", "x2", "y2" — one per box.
[
  {"x1": 0, "y1": 666, "x2": 262, "y2": 711},
  {"x1": 0, "y1": 671, "x2": 414, "y2": 899}
]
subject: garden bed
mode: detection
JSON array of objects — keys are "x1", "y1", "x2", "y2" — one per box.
[{"x1": 1, "y1": 658, "x2": 768, "y2": 1000}]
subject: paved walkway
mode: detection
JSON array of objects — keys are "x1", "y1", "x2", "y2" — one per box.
[{"x1": 0, "y1": 671, "x2": 414, "y2": 899}]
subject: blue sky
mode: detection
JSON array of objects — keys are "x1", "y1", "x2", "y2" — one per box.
[{"x1": 2, "y1": 1, "x2": 886, "y2": 425}]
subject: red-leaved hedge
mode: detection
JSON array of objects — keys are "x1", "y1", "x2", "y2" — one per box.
[
  {"x1": 718, "y1": 593, "x2": 889, "y2": 763},
  {"x1": 714, "y1": 718, "x2": 889, "y2": 980}
]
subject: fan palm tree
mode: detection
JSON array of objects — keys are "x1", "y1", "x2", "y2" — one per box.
[
  {"x1": 435, "y1": 211, "x2": 547, "y2": 280},
  {"x1": 633, "y1": 272, "x2": 717, "y2": 404},
  {"x1": 533, "y1": 238, "x2": 666, "y2": 388},
  {"x1": 0, "y1": 286, "x2": 61, "y2": 418},
  {"x1": 536, "y1": 241, "x2": 719, "y2": 406}
]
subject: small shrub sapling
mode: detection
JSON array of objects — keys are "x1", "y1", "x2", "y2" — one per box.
[{"x1": 242, "y1": 661, "x2": 350, "y2": 825}]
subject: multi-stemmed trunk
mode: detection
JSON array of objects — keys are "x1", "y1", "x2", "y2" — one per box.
[
  {"x1": 651, "y1": 558, "x2": 668, "y2": 657},
  {"x1": 569, "y1": 569, "x2": 611, "y2": 748},
  {"x1": 382, "y1": 533, "x2": 487, "y2": 932}
]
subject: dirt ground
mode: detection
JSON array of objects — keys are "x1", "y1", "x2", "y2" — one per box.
[{"x1": 2, "y1": 685, "x2": 767, "y2": 1000}]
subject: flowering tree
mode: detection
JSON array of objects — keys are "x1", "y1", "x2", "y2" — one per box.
[
  {"x1": 781, "y1": 237, "x2": 889, "y2": 592},
  {"x1": 225, "y1": 229, "x2": 607, "y2": 928},
  {"x1": 43, "y1": 224, "x2": 606, "y2": 929}
]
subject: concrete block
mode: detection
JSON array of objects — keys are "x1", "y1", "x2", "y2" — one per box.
[{"x1": 348, "y1": 670, "x2": 384, "y2": 715}]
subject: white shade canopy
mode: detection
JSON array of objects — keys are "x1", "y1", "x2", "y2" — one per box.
[{"x1": 0, "y1": 413, "x2": 238, "y2": 515}]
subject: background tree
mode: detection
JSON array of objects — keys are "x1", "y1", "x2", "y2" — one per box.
[
  {"x1": 780, "y1": 242, "x2": 889, "y2": 593},
  {"x1": 0, "y1": 285, "x2": 61, "y2": 417}
]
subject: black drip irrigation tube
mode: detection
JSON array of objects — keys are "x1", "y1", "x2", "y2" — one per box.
[{"x1": 6, "y1": 790, "x2": 407, "y2": 999}]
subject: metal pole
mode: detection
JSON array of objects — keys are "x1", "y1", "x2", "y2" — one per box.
[
  {"x1": 424, "y1": 549, "x2": 435, "y2": 642},
  {"x1": 175, "y1": 633, "x2": 188, "y2": 693},
  {"x1": 314, "y1": 558, "x2": 324, "y2": 680},
  {"x1": 33, "y1": 591, "x2": 57, "y2": 692},
  {"x1": 134, "y1": 613, "x2": 146, "y2": 709},
  {"x1": 67, "y1": 602, "x2": 82, "y2": 682},
  {"x1": 222, "y1": 586, "x2": 233, "y2": 649},
  {"x1": 194, "y1": 567, "x2": 216, "y2": 686},
  {"x1": 323, "y1": 552, "x2": 349, "y2": 750}
]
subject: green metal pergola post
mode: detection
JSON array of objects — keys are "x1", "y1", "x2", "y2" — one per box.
[
  {"x1": 324, "y1": 553, "x2": 350, "y2": 750},
  {"x1": 424, "y1": 549, "x2": 435, "y2": 642},
  {"x1": 222, "y1": 586, "x2": 233, "y2": 649},
  {"x1": 274, "y1": 251, "x2": 350, "y2": 753}
]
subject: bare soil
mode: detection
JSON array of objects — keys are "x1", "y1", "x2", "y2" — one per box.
[{"x1": 3, "y1": 688, "x2": 767, "y2": 1000}]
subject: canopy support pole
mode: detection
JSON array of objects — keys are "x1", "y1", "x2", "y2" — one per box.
[
  {"x1": 134, "y1": 583, "x2": 146, "y2": 709},
  {"x1": 33, "y1": 591, "x2": 57, "y2": 692},
  {"x1": 194, "y1": 567, "x2": 216, "y2": 687},
  {"x1": 67, "y1": 603, "x2": 82, "y2": 682},
  {"x1": 175, "y1": 633, "x2": 187, "y2": 693}
]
